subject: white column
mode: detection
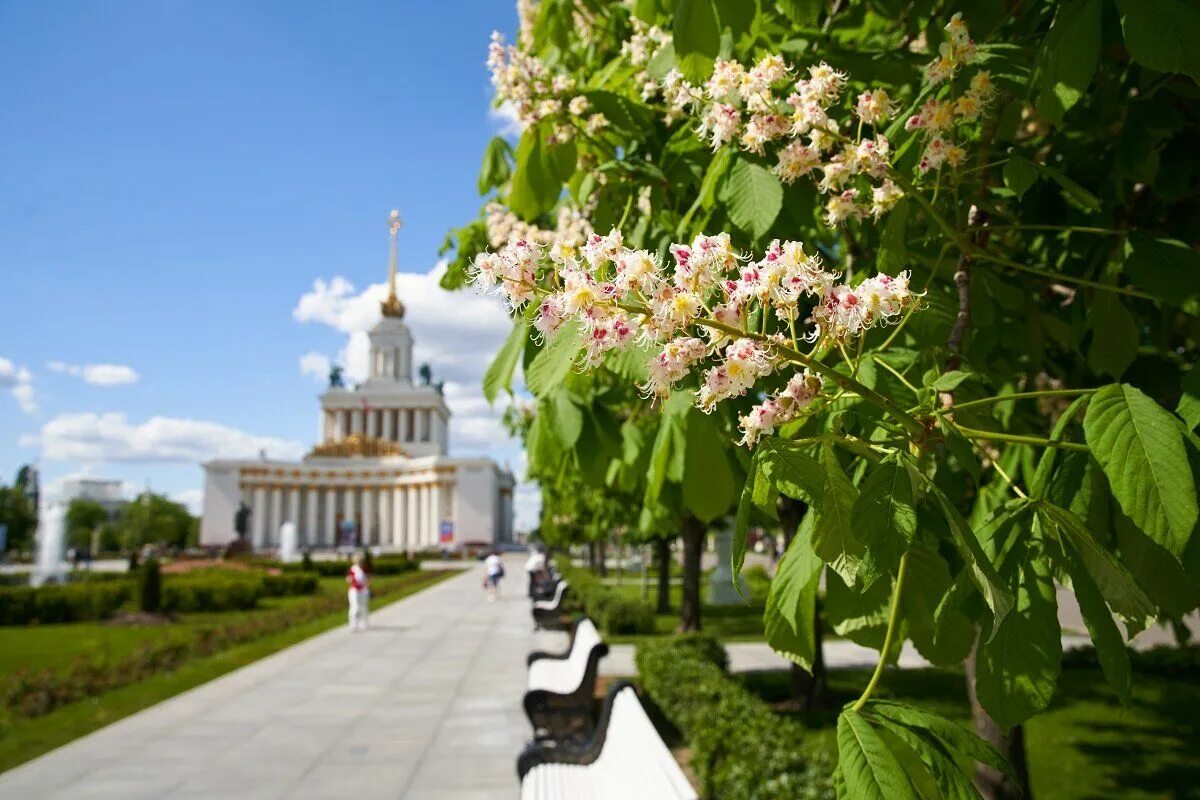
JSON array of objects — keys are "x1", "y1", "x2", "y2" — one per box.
[
  {"x1": 305, "y1": 488, "x2": 318, "y2": 546},
  {"x1": 366, "y1": 409, "x2": 377, "y2": 438},
  {"x1": 361, "y1": 486, "x2": 375, "y2": 546},
  {"x1": 436, "y1": 482, "x2": 446, "y2": 551},
  {"x1": 252, "y1": 486, "x2": 267, "y2": 549},
  {"x1": 399, "y1": 409, "x2": 410, "y2": 442},
  {"x1": 324, "y1": 488, "x2": 337, "y2": 547},
  {"x1": 406, "y1": 485, "x2": 419, "y2": 552},
  {"x1": 392, "y1": 487, "x2": 404, "y2": 549},
  {"x1": 419, "y1": 485, "x2": 431, "y2": 547},
  {"x1": 343, "y1": 486, "x2": 357, "y2": 546},
  {"x1": 378, "y1": 484, "x2": 390, "y2": 550},
  {"x1": 343, "y1": 410, "x2": 352, "y2": 438},
  {"x1": 270, "y1": 489, "x2": 283, "y2": 547},
  {"x1": 351, "y1": 410, "x2": 362, "y2": 435},
  {"x1": 288, "y1": 487, "x2": 300, "y2": 525},
  {"x1": 382, "y1": 408, "x2": 394, "y2": 441}
]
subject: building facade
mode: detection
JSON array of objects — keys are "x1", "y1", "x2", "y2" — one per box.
[{"x1": 199, "y1": 212, "x2": 515, "y2": 552}]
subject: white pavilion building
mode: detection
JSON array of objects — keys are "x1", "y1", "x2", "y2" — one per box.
[{"x1": 199, "y1": 212, "x2": 515, "y2": 553}]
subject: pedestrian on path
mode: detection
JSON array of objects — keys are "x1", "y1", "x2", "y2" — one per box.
[
  {"x1": 484, "y1": 550, "x2": 504, "y2": 601},
  {"x1": 524, "y1": 545, "x2": 546, "y2": 598},
  {"x1": 347, "y1": 552, "x2": 370, "y2": 630}
]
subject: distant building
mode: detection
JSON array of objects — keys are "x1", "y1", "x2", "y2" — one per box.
[
  {"x1": 199, "y1": 211, "x2": 515, "y2": 553},
  {"x1": 60, "y1": 477, "x2": 127, "y2": 517}
]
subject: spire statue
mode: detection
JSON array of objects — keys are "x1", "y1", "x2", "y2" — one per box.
[{"x1": 380, "y1": 209, "x2": 406, "y2": 319}]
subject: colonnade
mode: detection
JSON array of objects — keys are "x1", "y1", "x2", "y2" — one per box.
[
  {"x1": 243, "y1": 478, "x2": 450, "y2": 551},
  {"x1": 323, "y1": 407, "x2": 436, "y2": 444}
]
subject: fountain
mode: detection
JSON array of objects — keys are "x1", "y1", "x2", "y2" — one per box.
[
  {"x1": 278, "y1": 522, "x2": 298, "y2": 564},
  {"x1": 32, "y1": 500, "x2": 67, "y2": 587}
]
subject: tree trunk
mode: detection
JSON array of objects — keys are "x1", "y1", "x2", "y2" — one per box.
[
  {"x1": 596, "y1": 539, "x2": 607, "y2": 577},
  {"x1": 778, "y1": 496, "x2": 827, "y2": 709},
  {"x1": 655, "y1": 537, "x2": 672, "y2": 614},
  {"x1": 678, "y1": 516, "x2": 705, "y2": 633},
  {"x1": 966, "y1": 629, "x2": 1032, "y2": 799}
]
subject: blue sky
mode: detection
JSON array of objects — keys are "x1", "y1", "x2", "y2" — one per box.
[{"x1": 0, "y1": 2, "x2": 531, "y2": 521}]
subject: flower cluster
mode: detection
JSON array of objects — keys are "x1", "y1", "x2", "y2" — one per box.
[
  {"x1": 471, "y1": 228, "x2": 918, "y2": 442},
  {"x1": 486, "y1": 32, "x2": 607, "y2": 140},
  {"x1": 623, "y1": 14, "x2": 994, "y2": 223}
]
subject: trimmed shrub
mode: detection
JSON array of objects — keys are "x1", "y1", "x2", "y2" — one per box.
[
  {"x1": 0, "y1": 582, "x2": 131, "y2": 625},
  {"x1": 561, "y1": 566, "x2": 656, "y2": 635},
  {"x1": 139, "y1": 557, "x2": 162, "y2": 613},
  {"x1": 259, "y1": 573, "x2": 318, "y2": 597},
  {"x1": 300, "y1": 551, "x2": 314, "y2": 572},
  {"x1": 636, "y1": 637, "x2": 834, "y2": 800},
  {"x1": 160, "y1": 576, "x2": 259, "y2": 613},
  {"x1": 286, "y1": 555, "x2": 417, "y2": 577}
]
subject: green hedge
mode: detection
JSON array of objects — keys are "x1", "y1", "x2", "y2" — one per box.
[
  {"x1": 0, "y1": 583, "x2": 131, "y2": 625},
  {"x1": 259, "y1": 573, "x2": 318, "y2": 597},
  {"x1": 636, "y1": 637, "x2": 834, "y2": 800},
  {"x1": 283, "y1": 555, "x2": 418, "y2": 577},
  {"x1": 562, "y1": 568, "x2": 655, "y2": 635},
  {"x1": 161, "y1": 577, "x2": 259, "y2": 613}
]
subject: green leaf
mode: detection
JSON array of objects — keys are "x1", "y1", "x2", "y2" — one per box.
[
  {"x1": 901, "y1": 542, "x2": 975, "y2": 667},
  {"x1": 977, "y1": 526, "x2": 1061, "y2": 731},
  {"x1": 482, "y1": 319, "x2": 528, "y2": 404},
  {"x1": 581, "y1": 90, "x2": 655, "y2": 136},
  {"x1": 867, "y1": 700, "x2": 1014, "y2": 780},
  {"x1": 776, "y1": 0, "x2": 821, "y2": 25},
  {"x1": 1123, "y1": 232, "x2": 1200, "y2": 313},
  {"x1": 1086, "y1": 292, "x2": 1139, "y2": 378},
  {"x1": 763, "y1": 517, "x2": 823, "y2": 669},
  {"x1": 1034, "y1": 0, "x2": 1102, "y2": 125},
  {"x1": 938, "y1": 414, "x2": 981, "y2": 481},
  {"x1": 548, "y1": 389, "x2": 583, "y2": 447},
  {"x1": 672, "y1": 0, "x2": 720, "y2": 83},
  {"x1": 508, "y1": 123, "x2": 576, "y2": 220},
  {"x1": 825, "y1": 569, "x2": 893, "y2": 649},
  {"x1": 1084, "y1": 383, "x2": 1199, "y2": 561},
  {"x1": 759, "y1": 436, "x2": 824, "y2": 503},
  {"x1": 524, "y1": 323, "x2": 582, "y2": 398},
  {"x1": 1114, "y1": 0, "x2": 1200, "y2": 83},
  {"x1": 1179, "y1": 368, "x2": 1200, "y2": 433},
  {"x1": 1057, "y1": 532, "x2": 1133, "y2": 705},
  {"x1": 853, "y1": 463, "x2": 917, "y2": 590},
  {"x1": 682, "y1": 406, "x2": 737, "y2": 522},
  {"x1": 721, "y1": 156, "x2": 783, "y2": 241},
  {"x1": 1040, "y1": 503, "x2": 1156, "y2": 622},
  {"x1": 699, "y1": 147, "x2": 733, "y2": 211},
  {"x1": 1030, "y1": 161, "x2": 1101, "y2": 213},
  {"x1": 930, "y1": 370, "x2": 973, "y2": 392},
  {"x1": 477, "y1": 136, "x2": 513, "y2": 195},
  {"x1": 837, "y1": 711, "x2": 920, "y2": 800},
  {"x1": 1114, "y1": 508, "x2": 1200, "y2": 617},
  {"x1": 1002, "y1": 156, "x2": 1039, "y2": 199},
  {"x1": 916, "y1": 471, "x2": 1013, "y2": 634},
  {"x1": 732, "y1": 478, "x2": 753, "y2": 581},
  {"x1": 877, "y1": 200, "x2": 909, "y2": 272},
  {"x1": 811, "y1": 443, "x2": 863, "y2": 585}
]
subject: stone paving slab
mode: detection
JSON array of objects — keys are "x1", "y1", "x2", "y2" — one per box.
[{"x1": 0, "y1": 556, "x2": 553, "y2": 800}]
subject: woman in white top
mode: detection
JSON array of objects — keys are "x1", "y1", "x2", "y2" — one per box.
[
  {"x1": 484, "y1": 551, "x2": 504, "y2": 601},
  {"x1": 346, "y1": 553, "x2": 370, "y2": 631}
]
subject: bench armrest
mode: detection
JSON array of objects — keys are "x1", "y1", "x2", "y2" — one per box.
[{"x1": 517, "y1": 680, "x2": 632, "y2": 781}]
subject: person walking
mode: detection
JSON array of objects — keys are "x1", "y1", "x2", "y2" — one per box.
[
  {"x1": 346, "y1": 552, "x2": 370, "y2": 631},
  {"x1": 484, "y1": 550, "x2": 505, "y2": 601},
  {"x1": 524, "y1": 546, "x2": 546, "y2": 598}
]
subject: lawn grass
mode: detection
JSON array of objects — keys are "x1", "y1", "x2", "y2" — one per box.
[
  {"x1": 0, "y1": 568, "x2": 458, "y2": 774},
  {"x1": 740, "y1": 666, "x2": 1200, "y2": 800}
]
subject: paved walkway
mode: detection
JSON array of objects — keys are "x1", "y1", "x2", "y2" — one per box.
[{"x1": 0, "y1": 556, "x2": 553, "y2": 800}]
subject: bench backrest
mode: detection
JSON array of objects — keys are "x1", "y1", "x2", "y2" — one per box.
[
  {"x1": 550, "y1": 580, "x2": 568, "y2": 605},
  {"x1": 566, "y1": 617, "x2": 602, "y2": 677},
  {"x1": 594, "y1": 688, "x2": 697, "y2": 799}
]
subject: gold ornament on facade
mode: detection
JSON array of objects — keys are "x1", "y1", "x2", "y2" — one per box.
[{"x1": 306, "y1": 434, "x2": 407, "y2": 459}]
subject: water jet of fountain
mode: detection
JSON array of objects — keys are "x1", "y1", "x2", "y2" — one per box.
[
  {"x1": 278, "y1": 522, "x2": 298, "y2": 564},
  {"x1": 32, "y1": 500, "x2": 67, "y2": 587}
]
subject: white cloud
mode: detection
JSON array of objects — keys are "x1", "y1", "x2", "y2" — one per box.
[
  {"x1": 488, "y1": 100, "x2": 526, "y2": 138},
  {"x1": 47, "y1": 361, "x2": 140, "y2": 386},
  {"x1": 299, "y1": 351, "x2": 332, "y2": 383},
  {"x1": 170, "y1": 488, "x2": 204, "y2": 515},
  {"x1": 33, "y1": 412, "x2": 305, "y2": 464},
  {"x1": 0, "y1": 356, "x2": 36, "y2": 413}
]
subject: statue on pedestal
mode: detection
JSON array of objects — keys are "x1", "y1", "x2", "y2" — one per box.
[
  {"x1": 329, "y1": 364, "x2": 345, "y2": 388},
  {"x1": 234, "y1": 502, "x2": 251, "y2": 541}
]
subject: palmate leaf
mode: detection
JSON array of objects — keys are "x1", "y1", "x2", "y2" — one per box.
[
  {"x1": 1114, "y1": 0, "x2": 1200, "y2": 83},
  {"x1": 672, "y1": 0, "x2": 720, "y2": 82},
  {"x1": 826, "y1": 568, "x2": 892, "y2": 649},
  {"x1": 811, "y1": 443, "x2": 864, "y2": 586},
  {"x1": 507, "y1": 122, "x2": 576, "y2": 220},
  {"x1": 852, "y1": 462, "x2": 917, "y2": 590},
  {"x1": 1123, "y1": 232, "x2": 1200, "y2": 314},
  {"x1": 477, "y1": 136, "x2": 513, "y2": 195},
  {"x1": 681, "y1": 405, "x2": 737, "y2": 523},
  {"x1": 914, "y1": 469, "x2": 1013, "y2": 634},
  {"x1": 1056, "y1": 531, "x2": 1133, "y2": 706},
  {"x1": 1033, "y1": 0, "x2": 1102, "y2": 125},
  {"x1": 720, "y1": 156, "x2": 783, "y2": 241},
  {"x1": 1084, "y1": 383, "x2": 1198, "y2": 562},
  {"x1": 836, "y1": 711, "x2": 920, "y2": 800},
  {"x1": 1113, "y1": 507, "x2": 1200, "y2": 617},
  {"x1": 868, "y1": 715, "x2": 983, "y2": 800},
  {"x1": 976, "y1": 520, "x2": 1062, "y2": 731},
  {"x1": 763, "y1": 514, "x2": 822, "y2": 669},
  {"x1": 481, "y1": 319, "x2": 528, "y2": 403},
  {"x1": 523, "y1": 323, "x2": 582, "y2": 398},
  {"x1": 758, "y1": 436, "x2": 823, "y2": 503},
  {"x1": 866, "y1": 701, "x2": 1014, "y2": 780},
  {"x1": 901, "y1": 541, "x2": 974, "y2": 667}
]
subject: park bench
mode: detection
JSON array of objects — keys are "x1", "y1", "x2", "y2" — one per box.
[
  {"x1": 531, "y1": 579, "x2": 570, "y2": 631},
  {"x1": 517, "y1": 681, "x2": 698, "y2": 800},
  {"x1": 524, "y1": 616, "x2": 609, "y2": 742}
]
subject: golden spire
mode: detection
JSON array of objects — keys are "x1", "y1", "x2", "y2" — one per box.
[{"x1": 380, "y1": 209, "x2": 405, "y2": 318}]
